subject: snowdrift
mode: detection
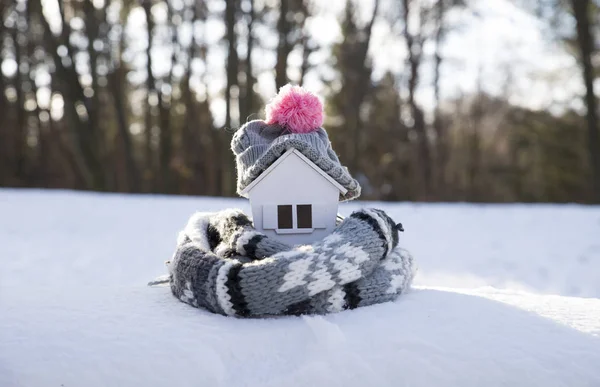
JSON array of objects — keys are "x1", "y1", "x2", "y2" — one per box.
[{"x1": 1, "y1": 189, "x2": 599, "y2": 387}]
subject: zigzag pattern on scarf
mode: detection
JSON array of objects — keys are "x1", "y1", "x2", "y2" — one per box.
[{"x1": 167, "y1": 208, "x2": 417, "y2": 317}]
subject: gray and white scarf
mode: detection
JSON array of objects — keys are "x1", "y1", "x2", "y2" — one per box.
[{"x1": 165, "y1": 208, "x2": 416, "y2": 317}]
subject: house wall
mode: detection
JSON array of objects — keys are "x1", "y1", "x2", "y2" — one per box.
[{"x1": 248, "y1": 152, "x2": 340, "y2": 246}]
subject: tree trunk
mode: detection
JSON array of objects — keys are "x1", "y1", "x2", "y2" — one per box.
[
  {"x1": 275, "y1": 0, "x2": 290, "y2": 89},
  {"x1": 468, "y1": 89, "x2": 483, "y2": 202},
  {"x1": 143, "y1": 0, "x2": 156, "y2": 188},
  {"x1": 350, "y1": 0, "x2": 379, "y2": 174},
  {"x1": 32, "y1": 0, "x2": 105, "y2": 190},
  {"x1": 0, "y1": 45, "x2": 6, "y2": 183},
  {"x1": 225, "y1": 0, "x2": 238, "y2": 130},
  {"x1": 298, "y1": 0, "x2": 313, "y2": 86},
  {"x1": 299, "y1": 37, "x2": 311, "y2": 86},
  {"x1": 107, "y1": 12, "x2": 139, "y2": 193},
  {"x1": 83, "y1": 0, "x2": 102, "y2": 170},
  {"x1": 182, "y1": 75, "x2": 201, "y2": 194},
  {"x1": 402, "y1": 0, "x2": 432, "y2": 200},
  {"x1": 47, "y1": 82, "x2": 88, "y2": 187},
  {"x1": 27, "y1": 48, "x2": 43, "y2": 183},
  {"x1": 109, "y1": 68, "x2": 139, "y2": 192},
  {"x1": 181, "y1": 4, "x2": 200, "y2": 193},
  {"x1": 433, "y1": 0, "x2": 447, "y2": 198},
  {"x1": 572, "y1": 0, "x2": 600, "y2": 203},
  {"x1": 158, "y1": 2, "x2": 177, "y2": 193},
  {"x1": 223, "y1": 0, "x2": 238, "y2": 196},
  {"x1": 239, "y1": 0, "x2": 255, "y2": 122},
  {"x1": 198, "y1": 18, "x2": 219, "y2": 196},
  {"x1": 12, "y1": 18, "x2": 27, "y2": 185},
  {"x1": 48, "y1": 119, "x2": 88, "y2": 188},
  {"x1": 0, "y1": 1, "x2": 10, "y2": 185}
]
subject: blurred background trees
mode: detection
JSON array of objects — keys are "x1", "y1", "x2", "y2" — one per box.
[{"x1": 0, "y1": 0, "x2": 598, "y2": 203}]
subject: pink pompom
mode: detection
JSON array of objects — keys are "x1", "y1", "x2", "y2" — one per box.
[{"x1": 264, "y1": 84, "x2": 324, "y2": 133}]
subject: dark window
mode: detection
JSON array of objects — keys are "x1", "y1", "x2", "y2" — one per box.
[
  {"x1": 297, "y1": 204, "x2": 312, "y2": 229},
  {"x1": 277, "y1": 205, "x2": 293, "y2": 229}
]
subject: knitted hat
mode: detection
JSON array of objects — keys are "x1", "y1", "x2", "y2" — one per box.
[{"x1": 230, "y1": 84, "x2": 361, "y2": 201}]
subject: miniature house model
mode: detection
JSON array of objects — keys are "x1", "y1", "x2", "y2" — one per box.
[{"x1": 241, "y1": 148, "x2": 347, "y2": 245}]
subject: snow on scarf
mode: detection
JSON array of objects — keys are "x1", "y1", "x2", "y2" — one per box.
[{"x1": 166, "y1": 208, "x2": 416, "y2": 317}]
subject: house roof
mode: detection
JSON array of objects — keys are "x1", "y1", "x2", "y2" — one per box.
[{"x1": 240, "y1": 148, "x2": 348, "y2": 196}]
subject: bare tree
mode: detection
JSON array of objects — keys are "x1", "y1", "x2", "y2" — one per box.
[
  {"x1": 329, "y1": 0, "x2": 380, "y2": 176},
  {"x1": 571, "y1": 0, "x2": 600, "y2": 202},
  {"x1": 225, "y1": 0, "x2": 238, "y2": 130},
  {"x1": 467, "y1": 69, "x2": 484, "y2": 201},
  {"x1": 401, "y1": 0, "x2": 432, "y2": 200},
  {"x1": 31, "y1": 0, "x2": 106, "y2": 190},
  {"x1": 142, "y1": 0, "x2": 156, "y2": 186},
  {"x1": 0, "y1": 2, "x2": 7, "y2": 183},
  {"x1": 275, "y1": 0, "x2": 315, "y2": 89},
  {"x1": 239, "y1": 0, "x2": 255, "y2": 123},
  {"x1": 157, "y1": 0, "x2": 179, "y2": 193},
  {"x1": 12, "y1": 4, "x2": 27, "y2": 183},
  {"x1": 298, "y1": 1, "x2": 317, "y2": 86},
  {"x1": 221, "y1": 0, "x2": 240, "y2": 195},
  {"x1": 433, "y1": 0, "x2": 447, "y2": 196},
  {"x1": 83, "y1": 0, "x2": 102, "y2": 157},
  {"x1": 351, "y1": 0, "x2": 379, "y2": 173},
  {"x1": 107, "y1": 0, "x2": 139, "y2": 192},
  {"x1": 275, "y1": 0, "x2": 291, "y2": 89}
]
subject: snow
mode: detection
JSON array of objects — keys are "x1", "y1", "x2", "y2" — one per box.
[{"x1": 1, "y1": 189, "x2": 599, "y2": 387}]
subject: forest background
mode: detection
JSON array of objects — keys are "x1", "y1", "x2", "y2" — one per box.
[{"x1": 1, "y1": 0, "x2": 599, "y2": 203}]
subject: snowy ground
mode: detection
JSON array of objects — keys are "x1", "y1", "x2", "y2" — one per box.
[{"x1": 1, "y1": 189, "x2": 599, "y2": 387}]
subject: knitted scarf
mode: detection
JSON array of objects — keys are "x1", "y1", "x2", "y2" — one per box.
[{"x1": 166, "y1": 208, "x2": 416, "y2": 317}]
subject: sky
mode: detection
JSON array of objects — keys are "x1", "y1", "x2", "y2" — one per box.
[
  {"x1": 3, "y1": 0, "x2": 586, "y2": 126},
  {"x1": 438, "y1": 0, "x2": 582, "y2": 113}
]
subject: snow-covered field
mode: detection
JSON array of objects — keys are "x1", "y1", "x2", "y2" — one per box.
[{"x1": 1, "y1": 189, "x2": 599, "y2": 387}]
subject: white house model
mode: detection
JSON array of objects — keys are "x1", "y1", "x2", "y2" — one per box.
[{"x1": 241, "y1": 147, "x2": 348, "y2": 245}]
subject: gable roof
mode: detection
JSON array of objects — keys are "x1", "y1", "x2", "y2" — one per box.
[{"x1": 240, "y1": 148, "x2": 348, "y2": 196}]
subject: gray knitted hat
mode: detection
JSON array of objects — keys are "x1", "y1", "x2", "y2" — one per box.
[{"x1": 230, "y1": 85, "x2": 361, "y2": 201}]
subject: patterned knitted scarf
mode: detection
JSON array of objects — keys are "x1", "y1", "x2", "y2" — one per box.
[{"x1": 166, "y1": 208, "x2": 417, "y2": 317}]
